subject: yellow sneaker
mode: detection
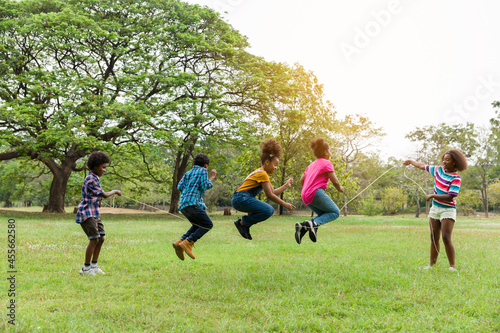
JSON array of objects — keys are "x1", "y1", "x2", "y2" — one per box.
[
  {"x1": 172, "y1": 239, "x2": 185, "y2": 261},
  {"x1": 179, "y1": 239, "x2": 195, "y2": 259}
]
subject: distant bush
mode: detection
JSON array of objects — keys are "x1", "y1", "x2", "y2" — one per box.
[
  {"x1": 458, "y1": 190, "x2": 481, "y2": 215},
  {"x1": 358, "y1": 197, "x2": 383, "y2": 216},
  {"x1": 489, "y1": 182, "x2": 500, "y2": 209},
  {"x1": 380, "y1": 187, "x2": 407, "y2": 215}
]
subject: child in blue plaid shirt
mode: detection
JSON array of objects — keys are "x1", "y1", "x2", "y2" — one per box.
[
  {"x1": 76, "y1": 151, "x2": 121, "y2": 275},
  {"x1": 172, "y1": 153, "x2": 217, "y2": 260}
]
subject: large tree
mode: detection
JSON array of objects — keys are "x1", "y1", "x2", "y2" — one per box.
[
  {"x1": 0, "y1": 0, "x2": 263, "y2": 212},
  {"x1": 157, "y1": 30, "x2": 267, "y2": 213},
  {"x1": 468, "y1": 125, "x2": 496, "y2": 217},
  {"x1": 405, "y1": 122, "x2": 477, "y2": 163}
]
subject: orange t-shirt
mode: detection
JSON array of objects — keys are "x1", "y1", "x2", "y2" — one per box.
[{"x1": 236, "y1": 168, "x2": 270, "y2": 192}]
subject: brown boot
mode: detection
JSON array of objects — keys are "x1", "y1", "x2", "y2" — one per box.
[
  {"x1": 179, "y1": 239, "x2": 195, "y2": 259},
  {"x1": 172, "y1": 239, "x2": 184, "y2": 261}
]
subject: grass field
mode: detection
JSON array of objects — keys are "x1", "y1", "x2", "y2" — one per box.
[{"x1": 1, "y1": 211, "x2": 500, "y2": 332}]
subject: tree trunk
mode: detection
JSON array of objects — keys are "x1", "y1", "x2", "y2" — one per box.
[
  {"x1": 415, "y1": 184, "x2": 420, "y2": 218},
  {"x1": 279, "y1": 193, "x2": 284, "y2": 215},
  {"x1": 44, "y1": 157, "x2": 77, "y2": 213},
  {"x1": 279, "y1": 164, "x2": 287, "y2": 216},
  {"x1": 481, "y1": 177, "x2": 489, "y2": 218},
  {"x1": 343, "y1": 193, "x2": 348, "y2": 216},
  {"x1": 169, "y1": 144, "x2": 195, "y2": 214}
]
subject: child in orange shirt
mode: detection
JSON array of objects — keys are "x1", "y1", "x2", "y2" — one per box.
[{"x1": 231, "y1": 139, "x2": 295, "y2": 240}]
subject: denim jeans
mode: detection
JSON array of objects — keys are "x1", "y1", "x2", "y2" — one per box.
[
  {"x1": 307, "y1": 188, "x2": 340, "y2": 226},
  {"x1": 231, "y1": 188, "x2": 274, "y2": 227},
  {"x1": 180, "y1": 204, "x2": 213, "y2": 242}
]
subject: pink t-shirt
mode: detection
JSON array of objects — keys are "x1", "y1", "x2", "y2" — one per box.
[{"x1": 301, "y1": 158, "x2": 335, "y2": 206}]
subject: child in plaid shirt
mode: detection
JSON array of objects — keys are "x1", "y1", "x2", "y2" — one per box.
[
  {"x1": 172, "y1": 153, "x2": 217, "y2": 260},
  {"x1": 76, "y1": 151, "x2": 121, "y2": 275}
]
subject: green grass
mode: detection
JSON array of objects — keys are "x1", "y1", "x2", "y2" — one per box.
[
  {"x1": 1, "y1": 212, "x2": 500, "y2": 332},
  {"x1": 0, "y1": 206, "x2": 76, "y2": 213}
]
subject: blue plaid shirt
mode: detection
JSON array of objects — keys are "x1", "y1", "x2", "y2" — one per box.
[
  {"x1": 178, "y1": 165, "x2": 213, "y2": 211},
  {"x1": 76, "y1": 172, "x2": 104, "y2": 223}
]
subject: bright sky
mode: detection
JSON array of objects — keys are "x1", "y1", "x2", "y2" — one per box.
[{"x1": 185, "y1": 0, "x2": 500, "y2": 160}]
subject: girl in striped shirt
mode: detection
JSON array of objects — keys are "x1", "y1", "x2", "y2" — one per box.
[{"x1": 404, "y1": 149, "x2": 468, "y2": 271}]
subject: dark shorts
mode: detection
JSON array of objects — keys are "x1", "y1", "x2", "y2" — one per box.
[{"x1": 80, "y1": 217, "x2": 105, "y2": 240}]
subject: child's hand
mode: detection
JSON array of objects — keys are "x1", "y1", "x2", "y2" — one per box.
[
  {"x1": 115, "y1": 190, "x2": 122, "y2": 196},
  {"x1": 285, "y1": 202, "x2": 296, "y2": 211},
  {"x1": 98, "y1": 201, "x2": 102, "y2": 207},
  {"x1": 286, "y1": 178, "x2": 293, "y2": 188},
  {"x1": 426, "y1": 194, "x2": 433, "y2": 201},
  {"x1": 211, "y1": 169, "x2": 217, "y2": 178},
  {"x1": 403, "y1": 160, "x2": 411, "y2": 166},
  {"x1": 338, "y1": 186, "x2": 345, "y2": 193}
]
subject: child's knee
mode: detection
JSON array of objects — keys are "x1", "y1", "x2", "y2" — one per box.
[
  {"x1": 98, "y1": 236, "x2": 105, "y2": 243},
  {"x1": 442, "y1": 233, "x2": 452, "y2": 245},
  {"x1": 265, "y1": 206, "x2": 275, "y2": 218}
]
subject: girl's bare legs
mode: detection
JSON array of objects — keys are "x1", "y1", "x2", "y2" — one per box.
[
  {"x1": 429, "y1": 218, "x2": 441, "y2": 266},
  {"x1": 440, "y1": 218, "x2": 455, "y2": 268}
]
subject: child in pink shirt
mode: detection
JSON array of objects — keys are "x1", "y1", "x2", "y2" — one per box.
[{"x1": 296, "y1": 138, "x2": 344, "y2": 244}]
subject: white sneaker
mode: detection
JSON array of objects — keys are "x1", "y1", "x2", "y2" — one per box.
[
  {"x1": 91, "y1": 265, "x2": 105, "y2": 275},
  {"x1": 79, "y1": 267, "x2": 95, "y2": 276},
  {"x1": 448, "y1": 267, "x2": 458, "y2": 272},
  {"x1": 423, "y1": 264, "x2": 433, "y2": 270}
]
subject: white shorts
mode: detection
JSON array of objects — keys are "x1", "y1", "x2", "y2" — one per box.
[{"x1": 429, "y1": 205, "x2": 456, "y2": 222}]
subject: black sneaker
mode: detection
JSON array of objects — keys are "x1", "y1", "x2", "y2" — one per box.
[
  {"x1": 234, "y1": 219, "x2": 252, "y2": 240},
  {"x1": 245, "y1": 225, "x2": 252, "y2": 240},
  {"x1": 308, "y1": 220, "x2": 318, "y2": 242},
  {"x1": 295, "y1": 222, "x2": 308, "y2": 244}
]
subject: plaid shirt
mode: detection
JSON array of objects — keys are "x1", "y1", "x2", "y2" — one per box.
[
  {"x1": 178, "y1": 165, "x2": 213, "y2": 211},
  {"x1": 76, "y1": 172, "x2": 104, "y2": 223}
]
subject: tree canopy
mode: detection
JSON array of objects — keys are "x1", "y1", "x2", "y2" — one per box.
[{"x1": 0, "y1": 0, "x2": 266, "y2": 212}]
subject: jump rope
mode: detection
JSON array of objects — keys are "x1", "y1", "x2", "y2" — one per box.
[{"x1": 120, "y1": 165, "x2": 439, "y2": 254}]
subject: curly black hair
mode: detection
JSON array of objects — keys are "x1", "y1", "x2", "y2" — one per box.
[
  {"x1": 87, "y1": 151, "x2": 111, "y2": 170},
  {"x1": 442, "y1": 149, "x2": 468, "y2": 172},
  {"x1": 193, "y1": 153, "x2": 210, "y2": 167},
  {"x1": 260, "y1": 138, "x2": 282, "y2": 164},
  {"x1": 310, "y1": 138, "x2": 329, "y2": 159}
]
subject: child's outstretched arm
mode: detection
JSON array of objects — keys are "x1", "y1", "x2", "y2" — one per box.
[
  {"x1": 209, "y1": 169, "x2": 217, "y2": 182},
  {"x1": 327, "y1": 172, "x2": 344, "y2": 193},
  {"x1": 101, "y1": 190, "x2": 122, "y2": 198},
  {"x1": 273, "y1": 178, "x2": 293, "y2": 196},
  {"x1": 403, "y1": 160, "x2": 425, "y2": 170},
  {"x1": 262, "y1": 181, "x2": 296, "y2": 211}
]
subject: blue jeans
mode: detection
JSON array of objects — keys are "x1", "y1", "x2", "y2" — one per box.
[
  {"x1": 231, "y1": 189, "x2": 274, "y2": 227},
  {"x1": 180, "y1": 205, "x2": 213, "y2": 242},
  {"x1": 307, "y1": 188, "x2": 340, "y2": 226}
]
